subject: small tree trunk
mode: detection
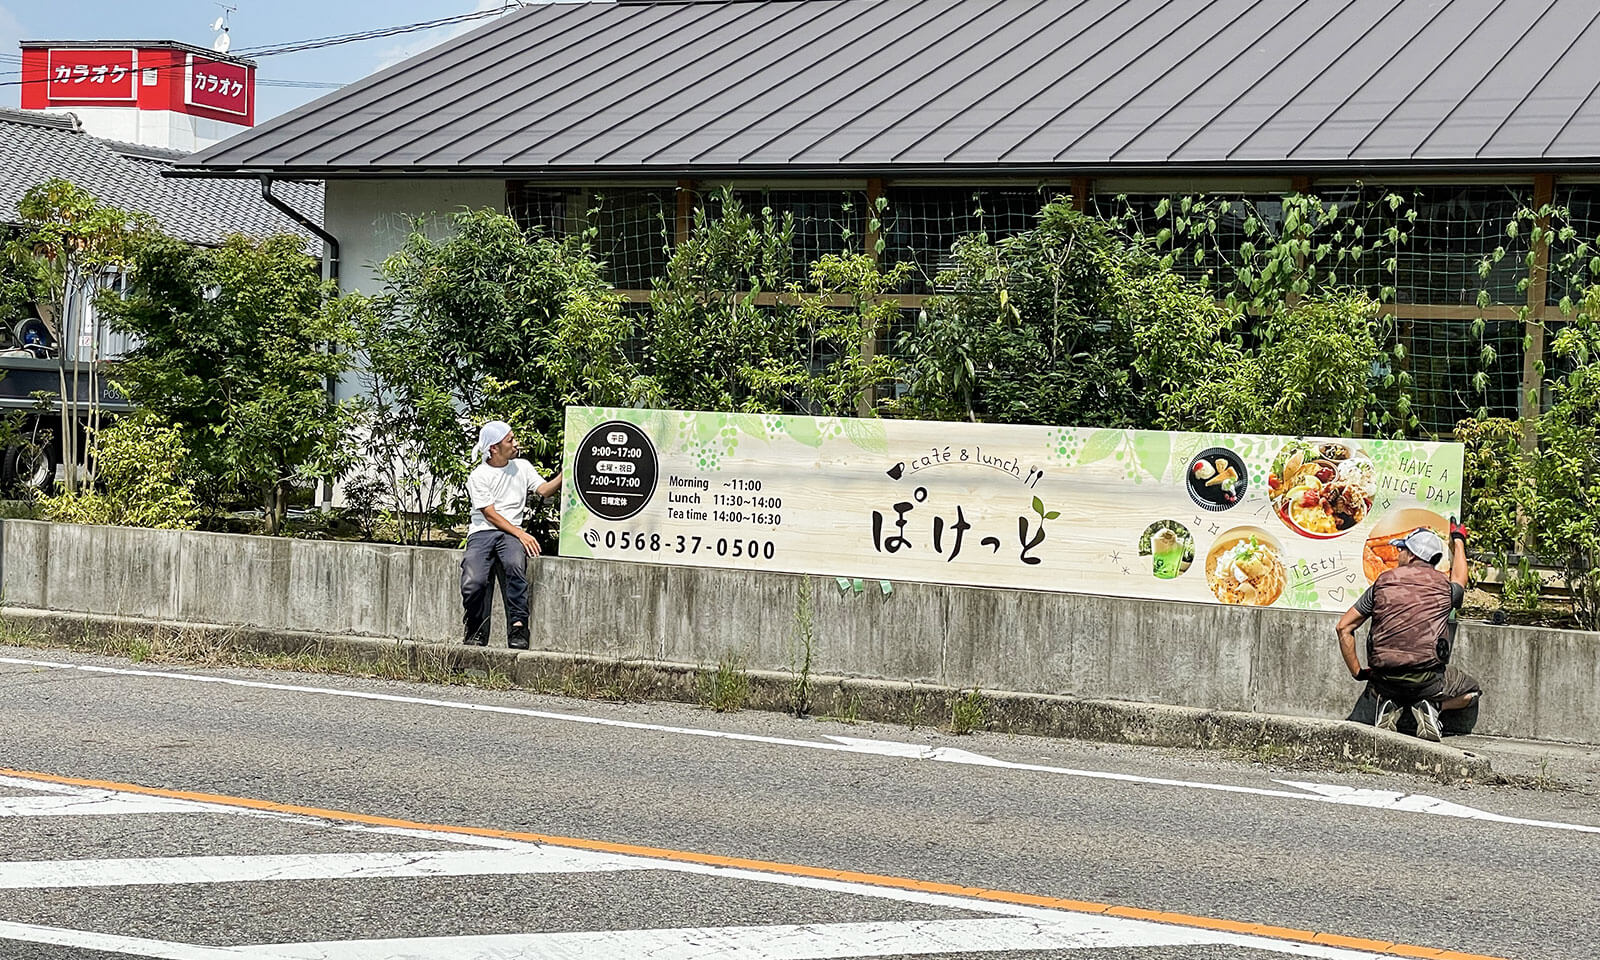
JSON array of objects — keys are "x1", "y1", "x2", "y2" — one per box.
[
  {"x1": 57, "y1": 366, "x2": 73, "y2": 495},
  {"x1": 263, "y1": 480, "x2": 290, "y2": 536}
]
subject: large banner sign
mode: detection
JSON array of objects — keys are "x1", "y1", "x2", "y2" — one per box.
[{"x1": 560, "y1": 408, "x2": 1464, "y2": 612}]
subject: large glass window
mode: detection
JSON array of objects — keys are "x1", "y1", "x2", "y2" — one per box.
[
  {"x1": 506, "y1": 184, "x2": 674, "y2": 289},
  {"x1": 879, "y1": 186, "x2": 1051, "y2": 292},
  {"x1": 718, "y1": 189, "x2": 870, "y2": 285}
]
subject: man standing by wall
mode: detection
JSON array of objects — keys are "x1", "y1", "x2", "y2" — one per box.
[
  {"x1": 1335, "y1": 521, "x2": 1482, "y2": 741},
  {"x1": 461, "y1": 421, "x2": 563, "y2": 648}
]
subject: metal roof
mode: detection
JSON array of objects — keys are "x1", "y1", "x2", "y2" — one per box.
[
  {"x1": 181, "y1": 0, "x2": 1600, "y2": 178},
  {"x1": 0, "y1": 108, "x2": 322, "y2": 248}
]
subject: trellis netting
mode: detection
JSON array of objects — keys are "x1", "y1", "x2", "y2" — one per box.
[{"x1": 508, "y1": 181, "x2": 1600, "y2": 434}]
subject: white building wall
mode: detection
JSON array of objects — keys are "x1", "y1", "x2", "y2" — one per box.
[
  {"x1": 323, "y1": 178, "x2": 506, "y2": 404},
  {"x1": 65, "y1": 107, "x2": 249, "y2": 151},
  {"x1": 319, "y1": 178, "x2": 506, "y2": 507}
]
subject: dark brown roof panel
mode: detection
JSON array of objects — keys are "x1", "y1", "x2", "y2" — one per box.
[{"x1": 180, "y1": 0, "x2": 1600, "y2": 177}]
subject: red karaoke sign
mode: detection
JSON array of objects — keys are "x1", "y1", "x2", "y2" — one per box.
[
  {"x1": 45, "y1": 48, "x2": 138, "y2": 102},
  {"x1": 186, "y1": 55, "x2": 250, "y2": 116}
]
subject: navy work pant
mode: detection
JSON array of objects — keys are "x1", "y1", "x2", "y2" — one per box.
[{"x1": 460, "y1": 530, "x2": 529, "y2": 647}]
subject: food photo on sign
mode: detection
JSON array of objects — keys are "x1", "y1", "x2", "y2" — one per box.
[
  {"x1": 1362, "y1": 507, "x2": 1452, "y2": 582},
  {"x1": 1267, "y1": 440, "x2": 1378, "y2": 537}
]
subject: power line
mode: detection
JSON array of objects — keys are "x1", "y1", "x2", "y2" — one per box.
[
  {"x1": 234, "y1": 6, "x2": 515, "y2": 57},
  {"x1": 257, "y1": 79, "x2": 345, "y2": 89},
  {"x1": 0, "y1": 4, "x2": 521, "y2": 90}
]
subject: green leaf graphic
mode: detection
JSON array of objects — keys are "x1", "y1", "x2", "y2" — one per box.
[
  {"x1": 1031, "y1": 496, "x2": 1045, "y2": 516},
  {"x1": 1133, "y1": 431, "x2": 1172, "y2": 479},
  {"x1": 694, "y1": 414, "x2": 724, "y2": 444},
  {"x1": 842, "y1": 417, "x2": 888, "y2": 454},
  {"x1": 783, "y1": 417, "x2": 825, "y2": 448},
  {"x1": 1079, "y1": 429, "x2": 1122, "y2": 465},
  {"x1": 733, "y1": 413, "x2": 769, "y2": 442}
]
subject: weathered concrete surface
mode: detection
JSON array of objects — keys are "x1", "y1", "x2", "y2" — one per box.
[
  {"x1": 2, "y1": 519, "x2": 1595, "y2": 745},
  {"x1": 0, "y1": 607, "x2": 1493, "y2": 784}
]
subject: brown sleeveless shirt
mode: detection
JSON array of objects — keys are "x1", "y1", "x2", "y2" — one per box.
[{"x1": 1366, "y1": 564, "x2": 1455, "y2": 670}]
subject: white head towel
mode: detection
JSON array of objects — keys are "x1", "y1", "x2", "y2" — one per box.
[{"x1": 472, "y1": 420, "x2": 512, "y2": 464}]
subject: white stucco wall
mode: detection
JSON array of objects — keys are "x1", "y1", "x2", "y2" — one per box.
[
  {"x1": 322, "y1": 178, "x2": 506, "y2": 406},
  {"x1": 68, "y1": 107, "x2": 249, "y2": 152},
  {"x1": 324, "y1": 178, "x2": 506, "y2": 299},
  {"x1": 316, "y1": 178, "x2": 506, "y2": 506}
]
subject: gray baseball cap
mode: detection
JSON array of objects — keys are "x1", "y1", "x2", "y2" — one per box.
[{"x1": 1390, "y1": 528, "x2": 1445, "y2": 565}]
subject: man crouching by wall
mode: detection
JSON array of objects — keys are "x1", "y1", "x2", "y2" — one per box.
[
  {"x1": 1335, "y1": 520, "x2": 1482, "y2": 741},
  {"x1": 461, "y1": 420, "x2": 564, "y2": 649}
]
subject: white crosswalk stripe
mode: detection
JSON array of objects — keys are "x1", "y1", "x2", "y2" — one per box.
[
  {"x1": 0, "y1": 775, "x2": 1395, "y2": 960},
  {"x1": 0, "y1": 792, "x2": 226, "y2": 817},
  {"x1": 0, "y1": 847, "x2": 648, "y2": 888},
  {"x1": 255, "y1": 917, "x2": 1237, "y2": 959}
]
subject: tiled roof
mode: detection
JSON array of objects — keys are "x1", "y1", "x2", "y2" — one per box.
[
  {"x1": 183, "y1": 0, "x2": 1600, "y2": 179},
  {"x1": 0, "y1": 107, "x2": 321, "y2": 247}
]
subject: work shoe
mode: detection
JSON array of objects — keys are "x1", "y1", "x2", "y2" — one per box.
[
  {"x1": 1374, "y1": 698, "x2": 1402, "y2": 732},
  {"x1": 507, "y1": 623, "x2": 530, "y2": 651},
  {"x1": 1412, "y1": 700, "x2": 1443, "y2": 742}
]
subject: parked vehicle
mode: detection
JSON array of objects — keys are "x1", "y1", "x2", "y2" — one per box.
[{"x1": 0, "y1": 317, "x2": 131, "y2": 493}]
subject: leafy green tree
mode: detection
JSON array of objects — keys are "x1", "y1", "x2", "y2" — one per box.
[
  {"x1": 0, "y1": 226, "x2": 43, "y2": 330},
  {"x1": 745, "y1": 253, "x2": 910, "y2": 417},
  {"x1": 644, "y1": 190, "x2": 803, "y2": 413},
  {"x1": 1146, "y1": 292, "x2": 1384, "y2": 436},
  {"x1": 354, "y1": 209, "x2": 643, "y2": 541},
  {"x1": 896, "y1": 199, "x2": 1385, "y2": 436},
  {"x1": 1102, "y1": 192, "x2": 1422, "y2": 434},
  {"x1": 895, "y1": 201, "x2": 1153, "y2": 426},
  {"x1": 8, "y1": 180, "x2": 154, "y2": 490},
  {"x1": 101, "y1": 233, "x2": 357, "y2": 535},
  {"x1": 1526, "y1": 296, "x2": 1600, "y2": 629}
]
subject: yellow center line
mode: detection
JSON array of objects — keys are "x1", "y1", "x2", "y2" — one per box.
[{"x1": 0, "y1": 766, "x2": 1504, "y2": 960}]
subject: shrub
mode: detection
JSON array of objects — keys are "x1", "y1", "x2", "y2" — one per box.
[
  {"x1": 1528, "y1": 302, "x2": 1600, "y2": 629},
  {"x1": 896, "y1": 200, "x2": 1154, "y2": 426},
  {"x1": 1453, "y1": 418, "x2": 1524, "y2": 559},
  {"x1": 41, "y1": 414, "x2": 198, "y2": 529},
  {"x1": 354, "y1": 209, "x2": 643, "y2": 541},
  {"x1": 102, "y1": 233, "x2": 358, "y2": 534},
  {"x1": 644, "y1": 190, "x2": 801, "y2": 413}
]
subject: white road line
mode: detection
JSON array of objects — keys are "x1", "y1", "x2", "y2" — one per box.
[
  {"x1": 0, "y1": 793, "x2": 223, "y2": 817},
  {"x1": 0, "y1": 781, "x2": 1433, "y2": 960},
  {"x1": 252, "y1": 917, "x2": 1389, "y2": 960},
  {"x1": 0, "y1": 847, "x2": 646, "y2": 889},
  {"x1": 0, "y1": 919, "x2": 271, "y2": 960},
  {"x1": 0, "y1": 773, "x2": 85, "y2": 794},
  {"x1": 5, "y1": 654, "x2": 1595, "y2": 835},
  {"x1": 0, "y1": 918, "x2": 1392, "y2": 960},
  {"x1": 332, "y1": 822, "x2": 552, "y2": 851}
]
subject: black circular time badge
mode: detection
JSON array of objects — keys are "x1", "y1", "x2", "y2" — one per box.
[{"x1": 574, "y1": 421, "x2": 660, "y2": 521}]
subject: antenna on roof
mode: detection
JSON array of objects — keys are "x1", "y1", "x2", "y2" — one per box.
[{"x1": 210, "y1": 4, "x2": 236, "y2": 53}]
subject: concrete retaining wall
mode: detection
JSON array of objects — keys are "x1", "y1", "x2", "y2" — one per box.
[{"x1": 3, "y1": 519, "x2": 1595, "y2": 744}]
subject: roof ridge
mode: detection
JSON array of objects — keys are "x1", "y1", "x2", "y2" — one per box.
[
  {"x1": 0, "y1": 107, "x2": 82, "y2": 132},
  {"x1": 107, "y1": 142, "x2": 192, "y2": 162}
]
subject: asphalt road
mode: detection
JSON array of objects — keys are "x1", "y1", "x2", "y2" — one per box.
[{"x1": 0, "y1": 644, "x2": 1596, "y2": 960}]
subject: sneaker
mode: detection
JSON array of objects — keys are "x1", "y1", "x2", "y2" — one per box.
[
  {"x1": 1374, "y1": 698, "x2": 1402, "y2": 732},
  {"x1": 1412, "y1": 700, "x2": 1443, "y2": 742}
]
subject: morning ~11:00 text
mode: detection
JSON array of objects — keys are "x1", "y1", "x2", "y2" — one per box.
[{"x1": 597, "y1": 530, "x2": 777, "y2": 560}]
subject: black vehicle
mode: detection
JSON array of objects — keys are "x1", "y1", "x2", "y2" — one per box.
[{"x1": 0, "y1": 317, "x2": 132, "y2": 493}]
